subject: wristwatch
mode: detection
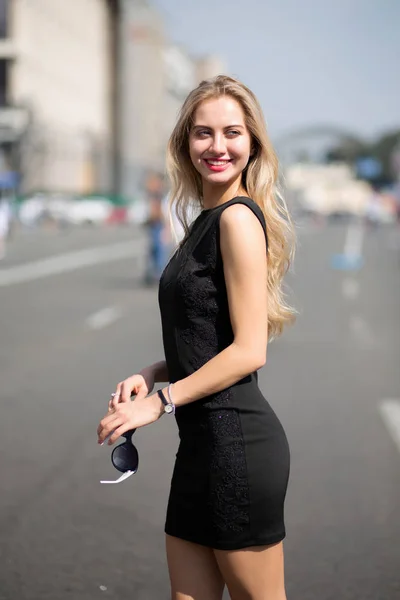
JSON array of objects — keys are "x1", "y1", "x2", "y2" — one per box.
[{"x1": 157, "y1": 388, "x2": 175, "y2": 415}]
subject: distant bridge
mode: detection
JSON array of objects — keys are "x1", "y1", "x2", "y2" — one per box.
[{"x1": 273, "y1": 124, "x2": 366, "y2": 163}]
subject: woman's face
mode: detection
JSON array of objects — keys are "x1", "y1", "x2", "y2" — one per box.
[{"x1": 189, "y1": 96, "x2": 252, "y2": 189}]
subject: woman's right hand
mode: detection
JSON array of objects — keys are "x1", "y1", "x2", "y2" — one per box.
[{"x1": 108, "y1": 368, "x2": 155, "y2": 410}]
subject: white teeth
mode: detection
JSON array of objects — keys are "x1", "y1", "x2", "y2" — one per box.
[{"x1": 206, "y1": 160, "x2": 229, "y2": 166}]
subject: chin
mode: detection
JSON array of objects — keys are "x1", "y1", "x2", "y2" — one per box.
[{"x1": 203, "y1": 172, "x2": 241, "y2": 187}]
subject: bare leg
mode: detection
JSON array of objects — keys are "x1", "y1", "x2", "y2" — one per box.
[
  {"x1": 166, "y1": 534, "x2": 225, "y2": 600},
  {"x1": 214, "y1": 541, "x2": 287, "y2": 600}
]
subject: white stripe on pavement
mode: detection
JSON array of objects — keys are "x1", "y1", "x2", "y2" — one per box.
[
  {"x1": 349, "y1": 314, "x2": 375, "y2": 348},
  {"x1": 378, "y1": 399, "x2": 400, "y2": 454},
  {"x1": 343, "y1": 222, "x2": 364, "y2": 258},
  {"x1": 0, "y1": 240, "x2": 143, "y2": 288},
  {"x1": 342, "y1": 277, "x2": 359, "y2": 300},
  {"x1": 86, "y1": 306, "x2": 122, "y2": 330}
]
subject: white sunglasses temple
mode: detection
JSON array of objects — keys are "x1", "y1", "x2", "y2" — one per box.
[{"x1": 100, "y1": 470, "x2": 135, "y2": 485}]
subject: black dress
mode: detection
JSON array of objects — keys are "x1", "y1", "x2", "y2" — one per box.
[{"x1": 158, "y1": 197, "x2": 290, "y2": 550}]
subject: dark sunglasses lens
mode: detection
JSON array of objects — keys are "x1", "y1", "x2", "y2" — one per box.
[{"x1": 112, "y1": 443, "x2": 139, "y2": 473}]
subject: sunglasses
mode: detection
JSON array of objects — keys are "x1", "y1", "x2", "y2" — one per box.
[{"x1": 100, "y1": 429, "x2": 139, "y2": 485}]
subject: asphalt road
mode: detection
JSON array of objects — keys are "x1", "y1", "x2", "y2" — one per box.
[{"x1": 0, "y1": 221, "x2": 399, "y2": 600}]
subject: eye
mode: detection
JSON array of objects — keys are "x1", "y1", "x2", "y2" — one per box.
[
  {"x1": 226, "y1": 130, "x2": 241, "y2": 137},
  {"x1": 194, "y1": 129, "x2": 210, "y2": 138}
]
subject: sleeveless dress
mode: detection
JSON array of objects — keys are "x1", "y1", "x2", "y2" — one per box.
[{"x1": 158, "y1": 197, "x2": 290, "y2": 550}]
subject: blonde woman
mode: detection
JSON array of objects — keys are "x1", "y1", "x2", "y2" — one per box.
[{"x1": 97, "y1": 75, "x2": 296, "y2": 600}]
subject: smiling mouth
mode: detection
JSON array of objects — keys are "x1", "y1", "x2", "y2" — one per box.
[{"x1": 204, "y1": 159, "x2": 232, "y2": 166}]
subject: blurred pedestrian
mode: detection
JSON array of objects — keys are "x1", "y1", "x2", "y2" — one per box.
[
  {"x1": 143, "y1": 171, "x2": 168, "y2": 285},
  {"x1": 98, "y1": 75, "x2": 296, "y2": 600},
  {"x1": 365, "y1": 189, "x2": 382, "y2": 229},
  {"x1": 394, "y1": 183, "x2": 400, "y2": 227},
  {"x1": 0, "y1": 196, "x2": 12, "y2": 260}
]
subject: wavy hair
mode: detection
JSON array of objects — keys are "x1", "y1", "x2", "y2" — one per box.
[{"x1": 166, "y1": 75, "x2": 296, "y2": 339}]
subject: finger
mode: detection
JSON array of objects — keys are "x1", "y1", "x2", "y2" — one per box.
[
  {"x1": 109, "y1": 383, "x2": 122, "y2": 408},
  {"x1": 108, "y1": 393, "x2": 115, "y2": 410},
  {"x1": 97, "y1": 410, "x2": 115, "y2": 436},
  {"x1": 97, "y1": 414, "x2": 120, "y2": 441},
  {"x1": 98, "y1": 423, "x2": 119, "y2": 445},
  {"x1": 107, "y1": 422, "x2": 132, "y2": 445},
  {"x1": 135, "y1": 387, "x2": 148, "y2": 402},
  {"x1": 120, "y1": 382, "x2": 132, "y2": 403},
  {"x1": 97, "y1": 418, "x2": 114, "y2": 441},
  {"x1": 99, "y1": 428, "x2": 117, "y2": 446},
  {"x1": 108, "y1": 382, "x2": 122, "y2": 408},
  {"x1": 109, "y1": 395, "x2": 119, "y2": 410}
]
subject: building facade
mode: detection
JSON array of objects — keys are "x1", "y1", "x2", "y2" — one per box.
[
  {"x1": 196, "y1": 55, "x2": 225, "y2": 82},
  {"x1": 117, "y1": 0, "x2": 166, "y2": 202},
  {"x1": 0, "y1": 0, "x2": 118, "y2": 195},
  {"x1": 162, "y1": 44, "x2": 196, "y2": 156},
  {"x1": 117, "y1": 0, "x2": 226, "y2": 203}
]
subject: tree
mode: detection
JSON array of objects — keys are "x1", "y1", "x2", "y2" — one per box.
[{"x1": 369, "y1": 130, "x2": 400, "y2": 179}]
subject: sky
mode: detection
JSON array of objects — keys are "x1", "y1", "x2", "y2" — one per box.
[{"x1": 151, "y1": 0, "x2": 399, "y2": 142}]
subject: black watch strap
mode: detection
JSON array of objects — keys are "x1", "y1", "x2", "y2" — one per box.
[{"x1": 157, "y1": 389, "x2": 175, "y2": 414}]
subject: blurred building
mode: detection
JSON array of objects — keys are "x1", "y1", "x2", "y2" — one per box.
[
  {"x1": 0, "y1": 0, "x2": 119, "y2": 195},
  {"x1": 162, "y1": 44, "x2": 196, "y2": 153},
  {"x1": 117, "y1": 0, "x2": 226, "y2": 203},
  {"x1": 286, "y1": 163, "x2": 372, "y2": 216},
  {"x1": 0, "y1": 0, "x2": 226, "y2": 202},
  {"x1": 196, "y1": 55, "x2": 225, "y2": 82},
  {"x1": 117, "y1": 0, "x2": 166, "y2": 203}
]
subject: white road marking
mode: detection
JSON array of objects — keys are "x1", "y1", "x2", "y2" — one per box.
[
  {"x1": 330, "y1": 222, "x2": 365, "y2": 271},
  {"x1": 349, "y1": 314, "x2": 375, "y2": 348},
  {"x1": 86, "y1": 306, "x2": 122, "y2": 330},
  {"x1": 0, "y1": 239, "x2": 143, "y2": 288},
  {"x1": 343, "y1": 222, "x2": 364, "y2": 258},
  {"x1": 378, "y1": 399, "x2": 400, "y2": 454},
  {"x1": 342, "y1": 277, "x2": 359, "y2": 300}
]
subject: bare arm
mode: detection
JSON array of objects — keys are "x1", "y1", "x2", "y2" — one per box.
[
  {"x1": 141, "y1": 360, "x2": 169, "y2": 384},
  {"x1": 171, "y1": 204, "x2": 268, "y2": 406},
  {"x1": 110, "y1": 359, "x2": 169, "y2": 407}
]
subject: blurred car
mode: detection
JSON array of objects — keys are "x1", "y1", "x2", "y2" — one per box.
[
  {"x1": 18, "y1": 194, "x2": 47, "y2": 227},
  {"x1": 66, "y1": 196, "x2": 113, "y2": 225}
]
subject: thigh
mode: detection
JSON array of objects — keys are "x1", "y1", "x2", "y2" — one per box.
[
  {"x1": 166, "y1": 534, "x2": 225, "y2": 600},
  {"x1": 214, "y1": 542, "x2": 286, "y2": 600}
]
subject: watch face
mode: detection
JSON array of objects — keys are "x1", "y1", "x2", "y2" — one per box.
[{"x1": 165, "y1": 404, "x2": 174, "y2": 414}]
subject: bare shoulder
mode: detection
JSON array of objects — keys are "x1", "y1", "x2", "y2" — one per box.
[
  {"x1": 219, "y1": 203, "x2": 266, "y2": 246},
  {"x1": 220, "y1": 202, "x2": 260, "y2": 226}
]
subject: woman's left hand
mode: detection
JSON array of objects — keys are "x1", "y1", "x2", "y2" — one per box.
[{"x1": 97, "y1": 393, "x2": 164, "y2": 445}]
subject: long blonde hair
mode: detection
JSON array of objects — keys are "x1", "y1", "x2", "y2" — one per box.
[{"x1": 166, "y1": 75, "x2": 296, "y2": 339}]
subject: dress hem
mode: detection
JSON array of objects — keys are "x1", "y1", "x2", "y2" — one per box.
[{"x1": 164, "y1": 528, "x2": 286, "y2": 551}]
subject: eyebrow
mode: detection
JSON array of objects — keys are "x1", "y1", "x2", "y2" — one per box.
[{"x1": 192, "y1": 124, "x2": 245, "y2": 130}]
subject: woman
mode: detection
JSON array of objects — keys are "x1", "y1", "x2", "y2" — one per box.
[{"x1": 97, "y1": 75, "x2": 296, "y2": 600}]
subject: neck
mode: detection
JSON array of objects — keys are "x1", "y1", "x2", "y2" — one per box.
[{"x1": 201, "y1": 177, "x2": 247, "y2": 210}]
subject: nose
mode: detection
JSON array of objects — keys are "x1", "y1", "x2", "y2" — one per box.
[{"x1": 209, "y1": 133, "x2": 226, "y2": 155}]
